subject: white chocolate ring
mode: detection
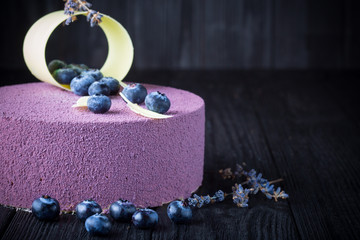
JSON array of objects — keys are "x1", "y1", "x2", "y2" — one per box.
[{"x1": 23, "y1": 10, "x2": 133, "y2": 90}]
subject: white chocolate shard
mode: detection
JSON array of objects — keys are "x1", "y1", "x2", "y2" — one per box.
[
  {"x1": 72, "y1": 96, "x2": 90, "y2": 108},
  {"x1": 23, "y1": 11, "x2": 133, "y2": 90}
]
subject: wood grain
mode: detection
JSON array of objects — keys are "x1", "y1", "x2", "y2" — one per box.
[
  {"x1": 0, "y1": 206, "x2": 15, "y2": 238},
  {"x1": 246, "y1": 73, "x2": 360, "y2": 239}
]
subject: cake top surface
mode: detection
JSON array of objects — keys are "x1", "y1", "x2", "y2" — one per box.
[{"x1": 0, "y1": 82, "x2": 204, "y2": 123}]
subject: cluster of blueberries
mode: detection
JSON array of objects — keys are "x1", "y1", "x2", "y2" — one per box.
[
  {"x1": 48, "y1": 59, "x2": 171, "y2": 114},
  {"x1": 32, "y1": 196, "x2": 192, "y2": 236}
]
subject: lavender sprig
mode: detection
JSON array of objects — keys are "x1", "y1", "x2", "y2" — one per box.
[
  {"x1": 189, "y1": 165, "x2": 289, "y2": 208},
  {"x1": 219, "y1": 163, "x2": 246, "y2": 179},
  {"x1": 63, "y1": 0, "x2": 103, "y2": 27},
  {"x1": 187, "y1": 190, "x2": 226, "y2": 208},
  {"x1": 242, "y1": 168, "x2": 288, "y2": 201}
]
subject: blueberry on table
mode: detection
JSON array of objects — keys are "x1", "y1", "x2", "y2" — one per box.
[
  {"x1": 109, "y1": 199, "x2": 136, "y2": 222},
  {"x1": 145, "y1": 91, "x2": 171, "y2": 114},
  {"x1": 100, "y1": 77, "x2": 120, "y2": 95},
  {"x1": 121, "y1": 83, "x2": 148, "y2": 104},
  {"x1": 70, "y1": 75, "x2": 96, "y2": 96},
  {"x1": 167, "y1": 200, "x2": 192, "y2": 223},
  {"x1": 31, "y1": 195, "x2": 60, "y2": 221},
  {"x1": 48, "y1": 59, "x2": 66, "y2": 74},
  {"x1": 75, "y1": 200, "x2": 102, "y2": 222},
  {"x1": 67, "y1": 63, "x2": 89, "y2": 74},
  {"x1": 132, "y1": 208, "x2": 158, "y2": 229},
  {"x1": 52, "y1": 68, "x2": 78, "y2": 85},
  {"x1": 88, "y1": 81, "x2": 111, "y2": 96},
  {"x1": 81, "y1": 69, "x2": 103, "y2": 81},
  {"x1": 85, "y1": 213, "x2": 111, "y2": 236},
  {"x1": 87, "y1": 94, "x2": 111, "y2": 113}
]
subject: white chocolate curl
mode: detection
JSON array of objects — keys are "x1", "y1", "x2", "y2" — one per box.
[{"x1": 23, "y1": 11, "x2": 133, "y2": 90}]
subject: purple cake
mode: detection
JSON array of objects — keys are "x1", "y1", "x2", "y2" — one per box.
[{"x1": 0, "y1": 82, "x2": 205, "y2": 211}]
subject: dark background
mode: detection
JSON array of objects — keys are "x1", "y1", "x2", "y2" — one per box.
[
  {"x1": 1, "y1": 0, "x2": 359, "y2": 72},
  {"x1": 1, "y1": 1, "x2": 360, "y2": 239}
]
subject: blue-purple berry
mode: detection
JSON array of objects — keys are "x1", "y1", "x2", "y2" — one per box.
[
  {"x1": 99, "y1": 77, "x2": 120, "y2": 95},
  {"x1": 132, "y1": 208, "x2": 158, "y2": 229},
  {"x1": 85, "y1": 213, "x2": 111, "y2": 236},
  {"x1": 109, "y1": 199, "x2": 136, "y2": 222},
  {"x1": 167, "y1": 200, "x2": 192, "y2": 224},
  {"x1": 87, "y1": 94, "x2": 111, "y2": 113},
  {"x1": 70, "y1": 75, "x2": 96, "y2": 96},
  {"x1": 81, "y1": 69, "x2": 103, "y2": 81},
  {"x1": 88, "y1": 81, "x2": 110, "y2": 96},
  {"x1": 31, "y1": 195, "x2": 60, "y2": 221},
  {"x1": 52, "y1": 68, "x2": 78, "y2": 84},
  {"x1": 121, "y1": 83, "x2": 147, "y2": 104},
  {"x1": 67, "y1": 63, "x2": 88, "y2": 74},
  {"x1": 75, "y1": 200, "x2": 102, "y2": 222},
  {"x1": 48, "y1": 59, "x2": 66, "y2": 74},
  {"x1": 145, "y1": 91, "x2": 171, "y2": 114}
]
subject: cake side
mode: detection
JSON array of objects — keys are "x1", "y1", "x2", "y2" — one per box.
[{"x1": 0, "y1": 82, "x2": 205, "y2": 210}]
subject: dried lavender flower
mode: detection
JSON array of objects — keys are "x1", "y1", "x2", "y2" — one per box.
[
  {"x1": 63, "y1": 0, "x2": 102, "y2": 27},
  {"x1": 189, "y1": 165, "x2": 289, "y2": 209},
  {"x1": 232, "y1": 183, "x2": 250, "y2": 208},
  {"x1": 187, "y1": 190, "x2": 226, "y2": 208},
  {"x1": 213, "y1": 190, "x2": 225, "y2": 202}
]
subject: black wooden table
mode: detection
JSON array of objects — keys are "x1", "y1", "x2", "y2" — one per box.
[{"x1": 1, "y1": 70, "x2": 359, "y2": 240}]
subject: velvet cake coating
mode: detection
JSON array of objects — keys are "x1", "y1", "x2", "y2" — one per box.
[{"x1": 0, "y1": 82, "x2": 205, "y2": 210}]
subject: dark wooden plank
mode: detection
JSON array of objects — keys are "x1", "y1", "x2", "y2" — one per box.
[
  {"x1": 246, "y1": 73, "x2": 360, "y2": 239},
  {"x1": 273, "y1": 0, "x2": 308, "y2": 68},
  {"x1": 0, "y1": 205, "x2": 16, "y2": 238},
  {"x1": 202, "y1": 0, "x2": 273, "y2": 69},
  {"x1": 307, "y1": 0, "x2": 347, "y2": 68},
  {"x1": 343, "y1": 1, "x2": 360, "y2": 69},
  {"x1": 176, "y1": 0, "x2": 204, "y2": 69},
  {"x1": 125, "y1": 0, "x2": 174, "y2": 69},
  {"x1": 2, "y1": 211, "x2": 86, "y2": 240},
  {"x1": 322, "y1": 71, "x2": 360, "y2": 129}
]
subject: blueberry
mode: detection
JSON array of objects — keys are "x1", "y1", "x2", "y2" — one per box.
[
  {"x1": 31, "y1": 195, "x2": 60, "y2": 221},
  {"x1": 67, "y1": 63, "x2": 89, "y2": 74},
  {"x1": 87, "y1": 94, "x2": 111, "y2": 113},
  {"x1": 121, "y1": 83, "x2": 147, "y2": 104},
  {"x1": 109, "y1": 199, "x2": 136, "y2": 222},
  {"x1": 145, "y1": 91, "x2": 171, "y2": 114},
  {"x1": 75, "y1": 200, "x2": 102, "y2": 222},
  {"x1": 85, "y1": 213, "x2": 111, "y2": 236},
  {"x1": 167, "y1": 200, "x2": 192, "y2": 224},
  {"x1": 132, "y1": 208, "x2": 158, "y2": 229},
  {"x1": 70, "y1": 75, "x2": 96, "y2": 96},
  {"x1": 52, "y1": 68, "x2": 78, "y2": 84},
  {"x1": 77, "y1": 63, "x2": 89, "y2": 69},
  {"x1": 81, "y1": 69, "x2": 103, "y2": 81},
  {"x1": 99, "y1": 77, "x2": 120, "y2": 95},
  {"x1": 88, "y1": 81, "x2": 111, "y2": 96},
  {"x1": 48, "y1": 59, "x2": 66, "y2": 74}
]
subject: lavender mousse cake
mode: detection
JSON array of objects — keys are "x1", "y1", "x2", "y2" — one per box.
[{"x1": 0, "y1": 82, "x2": 205, "y2": 211}]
